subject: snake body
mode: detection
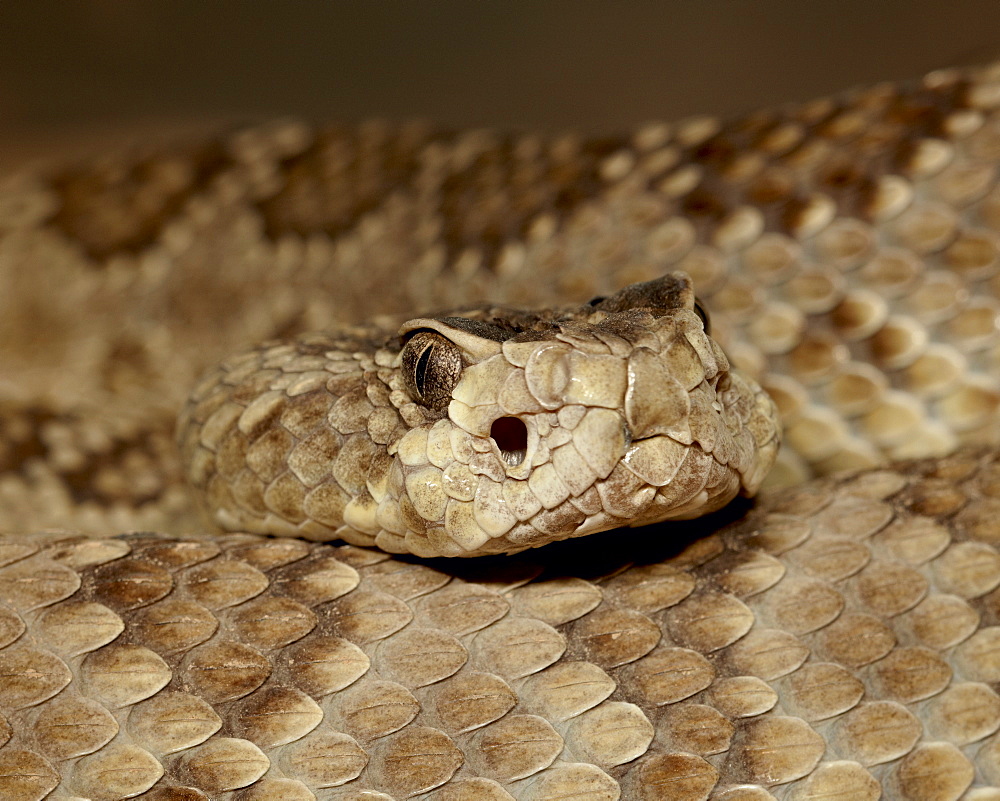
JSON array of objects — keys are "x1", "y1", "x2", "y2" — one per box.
[{"x1": 2, "y1": 63, "x2": 1000, "y2": 798}]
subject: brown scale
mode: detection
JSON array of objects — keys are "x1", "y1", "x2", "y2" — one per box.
[
  {"x1": 48, "y1": 141, "x2": 231, "y2": 261},
  {"x1": 7, "y1": 450, "x2": 991, "y2": 796},
  {"x1": 6, "y1": 61, "x2": 1000, "y2": 800},
  {"x1": 0, "y1": 405, "x2": 177, "y2": 509},
  {"x1": 255, "y1": 124, "x2": 428, "y2": 241}
]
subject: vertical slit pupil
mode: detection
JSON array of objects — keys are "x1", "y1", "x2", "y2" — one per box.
[{"x1": 414, "y1": 346, "x2": 432, "y2": 393}]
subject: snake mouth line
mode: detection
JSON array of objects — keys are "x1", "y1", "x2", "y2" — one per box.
[{"x1": 490, "y1": 416, "x2": 528, "y2": 466}]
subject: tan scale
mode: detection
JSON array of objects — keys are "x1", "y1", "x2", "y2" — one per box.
[
  {"x1": 3, "y1": 61, "x2": 1000, "y2": 799},
  {"x1": 0, "y1": 454, "x2": 993, "y2": 797}
]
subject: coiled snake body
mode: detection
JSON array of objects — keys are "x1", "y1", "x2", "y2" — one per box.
[{"x1": 2, "y1": 63, "x2": 1000, "y2": 799}]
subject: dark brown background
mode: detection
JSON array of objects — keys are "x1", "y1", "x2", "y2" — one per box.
[{"x1": 3, "y1": 1, "x2": 1000, "y2": 170}]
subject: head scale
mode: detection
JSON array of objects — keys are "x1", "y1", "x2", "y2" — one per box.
[{"x1": 178, "y1": 272, "x2": 780, "y2": 557}]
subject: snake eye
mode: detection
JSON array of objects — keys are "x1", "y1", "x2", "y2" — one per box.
[
  {"x1": 401, "y1": 331, "x2": 463, "y2": 410},
  {"x1": 694, "y1": 299, "x2": 711, "y2": 335}
]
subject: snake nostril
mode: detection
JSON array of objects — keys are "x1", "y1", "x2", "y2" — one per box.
[{"x1": 490, "y1": 417, "x2": 528, "y2": 467}]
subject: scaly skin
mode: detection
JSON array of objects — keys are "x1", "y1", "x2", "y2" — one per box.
[
  {"x1": 0, "y1": 63, "x2": 1000, "y2": 798},
  {"x1": 177, "y1": 273, "x2": 780, "y2": 558},
  {"x1": 0, "y1": 451, "x2": 997, "y2": 799}
]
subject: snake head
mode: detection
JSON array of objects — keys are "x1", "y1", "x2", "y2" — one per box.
[{"x1": 179, "y1": 272, "x2": 779, "y2": 557}]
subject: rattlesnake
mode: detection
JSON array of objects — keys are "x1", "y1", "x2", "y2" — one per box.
[{"x1": 2, "y1": 61, "x2": 1000, "y2": 799}]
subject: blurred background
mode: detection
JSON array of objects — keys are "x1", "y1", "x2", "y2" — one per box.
[{"x1": 3, "y1": 1, "x2": 1000, "y2": 171}]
